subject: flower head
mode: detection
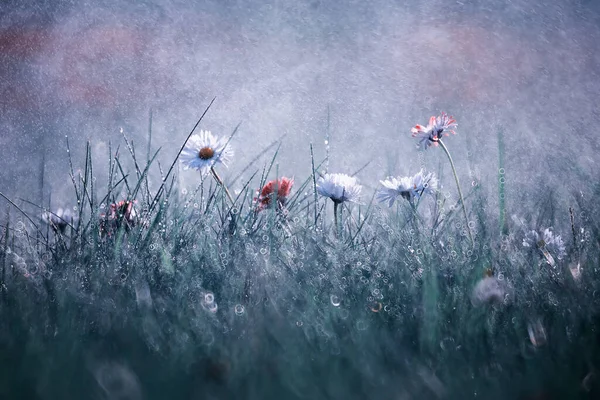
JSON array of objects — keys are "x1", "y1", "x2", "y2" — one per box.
[
  {"x1": 180, "y1": 130, "x2": 234, "y2": 173},
  {"x1": 411, "y1": 112, "x2": 457, "y2": 150},
  {"x1": 100, "y1": 200, "x2": 138, "y2": 236},
  {"x1": 377, "y1": 169, "x2": 438, "y2": 207},
  {"x1": 471, "y1": 276, "x2": 509, "y2": 306},
  {"x1": 42, "y1": 207, "x2": 77, "y2": 233},
  {"x1": 317, "y1": 173, "x2": 362, "y2": 204},
  {"x1": 255, "y1": 177, "x2": 294, "y2": 212},
  {"x1": 523, "y1": 227, "x2": 566, "y2": 261}
]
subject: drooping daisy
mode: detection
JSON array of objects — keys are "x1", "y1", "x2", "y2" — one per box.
[
  {"x1": 317, "y1": 173, "x2": 362, "y2": 204},
  {"x1": 179, "y1": 130, "x2": 234, "y2": 173},
  {"x1": 99, "y1": 200, "x2": 138, "y2": 236},
  {"x1": 42, "y1": 207, "x2": 77, "y2": 233},
  {"x1": 410, "y1": 112, "x2": 473, "y2": 246},
  {"x1": 377, "y1": 169, "x2": 439, "y2": 207},
  {"x1": 411, "y1": 112, "x2": 457, "y2": 150},
  {"x1": 471, "y1": 276, "x2": 509, "y2": 306},
  {"x1": 255, "y1": 177, "x2": 294, "y2": 212},
  {"x1": 523, "y1": 227, "x2": 567, "y2": 261}
]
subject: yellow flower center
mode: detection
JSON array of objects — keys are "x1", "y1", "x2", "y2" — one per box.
[{"x1": 199, "y1": 147, "x2": 215, "y2": 160}]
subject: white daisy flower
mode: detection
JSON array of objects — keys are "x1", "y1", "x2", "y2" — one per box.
[
  {"x1": 471, "y1": 276, "x2": 509, "y2": 306},
  {"x1": 316, "y1": 173, "x2": 362, "y2": 204},
  {"x1": 523, "y1": 227, "x2": 567, "y2": 261},
  {"x1": 42, "y1": 207, "x2": 77, "y2": 233},
  {"x1": 179, "y1": 130, "x2": 234, "y2": 173},
  {"x1": 376, "y1": 169, "x2": 438, "y2": 207}
]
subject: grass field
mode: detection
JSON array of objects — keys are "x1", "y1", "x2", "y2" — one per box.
[{"x1": 1, "y1": 105, "x2": 599, "y2": 399}]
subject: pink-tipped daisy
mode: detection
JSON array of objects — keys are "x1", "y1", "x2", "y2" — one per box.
[
  {"x1": 99, "y1": 200, "x2": 138, "y2": 236},
  {"x1": 411, "y1": 112, "x2": 457, "y2": 150},
  {"x1": 255, "y1": 177, "x2": 294, "y2": 212}
]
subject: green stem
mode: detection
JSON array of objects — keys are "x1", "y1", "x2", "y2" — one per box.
[
  {"x1": 333, "y1": 201, "x2": 339, "y2": 238},
  {"x1": 498, "y1": 128, "x2": 508, "y2": 236},
  {"x1": 210, "y1": 166, "x2": 235, "y2": 206},
  {"x1": 438, "y1": 140, "x2": 474, "y2": 247}
]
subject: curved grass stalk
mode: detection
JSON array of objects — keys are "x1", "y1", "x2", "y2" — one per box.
[{"x1": 210, "y1": 166, "x2": 235, "y2": 206}]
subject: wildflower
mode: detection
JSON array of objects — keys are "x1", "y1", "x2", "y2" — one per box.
[
  {"x1": 99, "y1": 200, "x2": 138, "y2": 236},
  {"x1": 411, "y1": 112, "x2": 457, "y2": 150},
  {"x1": 179, "y1": 130, "x2": 234, "y2": 174},
  {"x1": 527, "y1": 318, "x2": 547, "y2": 347},
  {"x1": 411, "y1": 112, "x2": 473, "y2": 246},
  {"x1": 316, "y1": 173, "x2": 362, "y2": 204},
  {"x1": 255, "y1": 177, "x2": 294, "y2": 212},
  {"x1": 377, "y1": 169, "x2": 438, "y2": 207},
  {"x1": 523, "y1": 227, "x2": 567, "y2": 261},
  {"x1": 471, "y1": 276, "x2": 509, "y2": 306},
  {"x1": 569, "y1": 261, "x2": 582, "y2": 281},
  {"x1": 41, "y1": 207, "x2": 77, "y2": 233}
]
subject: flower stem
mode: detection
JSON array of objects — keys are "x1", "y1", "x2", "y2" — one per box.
[
  {"x1": 333, "y1": 201, "x2": 339, "y2": 238},
  {"x1": 438, "y1": 140, "x2": 474, "y2": 247},
  {"x1": 210, "y1": 166, "x2": 235, "y2": 206}
]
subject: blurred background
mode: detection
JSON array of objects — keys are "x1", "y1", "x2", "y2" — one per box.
[{"x1": 1, "y1": 0, "x2": 599, "y2": 215}]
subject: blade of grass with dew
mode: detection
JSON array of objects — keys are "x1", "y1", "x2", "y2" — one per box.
[
  {"x1": 147, "y1": 97, "x2": 216, "y2": 216},
  {"x1": 310, "y1": 144, "x2": 318, "y2": 226},
  {"x1": 498, "y1": 127, "x2": 508, "y2": 236},
  {"x1": 115, "y1": 156, "x2": 132, "y2": 198},
  {"x1": 230, "y1": 134, "x2": 287, "y2": 186},
  {"x1": 1, "y1": 207, "x2": 9, "y2": 302},
  {"x1": 76, "y1": 141, "x2": 91, "y2": 234},
  {"x1": 65, "y1": 135, "x2": 80, "y2": 207},
  {"x1": 130, "y1": 148, "x2": 161, "y2": 203},
  {"x1": 325, "y1": 105, "x2": 331, "y2": 173},
  {"x1": 106, "y1": 142, "x2": 118, "y2": 206},
  {"x1": 285, "y1": 156, "x2": 327, "y2": 212},
  {"x1": 351, "y1": 160, "x2": 371, "y2": 178},
  {"x1": 0, "y1": 192, "x2": 48, "y2": 248},
  {"x1": 349, "y1": 192, "x2": 376, "y2": 244},
  {"x1": 121, "y1": 129, "x2": 149, "y2": 204}
]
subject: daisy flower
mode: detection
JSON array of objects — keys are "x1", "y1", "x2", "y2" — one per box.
[
  {"x1": 100, "y1": 200, "x2": 138, "y2": 236},
  {"x1": 42, "y1": 207, "x2": 77, "y2": 233},
  {"x1": 411, "y1": 112, "x2": 457, "y2": 150},
  {"x1": 471, "y1": 276, "x2": 509, "y2": 306},
  {"x1": 523, "y1": 227, "x2": 567, "y2": 261},
  {"x1": 179, "y1": 130, "x2": 234, "y2": 173},
  {"x1": 316, "y1": 173, "x2": 362, "y2": 204},
  {"x1": 255, "y1": 177, "x2": 294, "y2": 212},
  {"x1": 410, "y1": 112, "x2": 473, "y2": 246},
  {"x1": 377, "y1": 169, "x2": 438, "y2": 207}
]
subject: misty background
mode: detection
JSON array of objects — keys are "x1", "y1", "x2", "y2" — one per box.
[{"x1": 1, "y1": 0, "x2": 600, "y2": 219}]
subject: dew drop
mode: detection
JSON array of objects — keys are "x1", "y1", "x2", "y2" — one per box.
[{"x1": 330, "y1": 295, "x2": 341, "y2": 307}]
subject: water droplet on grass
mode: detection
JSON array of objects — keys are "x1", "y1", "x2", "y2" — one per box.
[
  {"x1": 356, "y1": 320, "x2": 367, "y2": 330},
  {"x1": 330, "y1": 295, "x2": 341, "y2": 306}
]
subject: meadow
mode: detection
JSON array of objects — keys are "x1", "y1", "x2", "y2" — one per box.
[{"x1": 1, "y1": 103, "x2": 599, "y2": 399}]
